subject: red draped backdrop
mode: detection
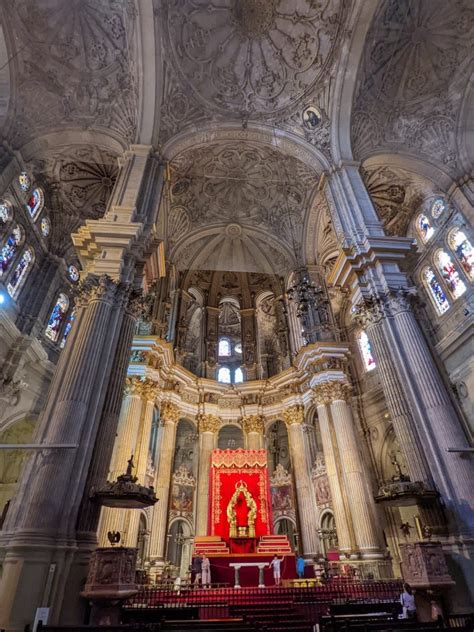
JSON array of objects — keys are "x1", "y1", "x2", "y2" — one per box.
[{"x1": 209, "y1": 449, "x2": 273, "y2": 542}]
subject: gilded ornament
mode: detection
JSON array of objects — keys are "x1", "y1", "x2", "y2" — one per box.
[
  {"x1": 197, "y1": 413, "x2": 221, "y2": 434},
  {"x1": 241, "y1": 414, "x2": 264, "y2": 435},
  {"x1": 283, "y1": 405, "x2": 304, "y2": 427},
  {"x1": 124, "y1": 376, "x2": 159, "y2": 400},
  {"x1": 313, "y1": 381, "x2": 352, "y2": 405},
  {"x1": 160, "y1": 401, "x2": 181, "y2": 424}
]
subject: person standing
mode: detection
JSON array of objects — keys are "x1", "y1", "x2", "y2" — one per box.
[
  {"x1": 269, "y1": 555, "x2": 284, "y2": 586},
  {"x1": 201, "y1": 554, "x2": 211, "y2": 588},
  {"x1": 400, "y1": 583, "x2": 417, "y2": 619},
  {"x1": 296, "y1": 556, "x2": 305, "y2": 579},
  {"x1": 192, "y1": 555, "x2": 202, "y2": 586}
]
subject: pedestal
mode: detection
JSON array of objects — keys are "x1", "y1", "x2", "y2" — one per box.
[
  {"x1": 82, "y1": 547, "x2": 138, "y2": 625},
  {"x1": 399, "y1": 541, "x2": 455, "y2": 589}
]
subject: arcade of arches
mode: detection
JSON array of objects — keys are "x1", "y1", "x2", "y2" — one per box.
[{"x1": 0, "y1": 0, "x2": 473, "y2": 629}]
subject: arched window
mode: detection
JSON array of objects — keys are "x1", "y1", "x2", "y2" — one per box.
[
  {"x1": 18, "y1": 172, "x2": 31, "y2": 192},
  {"x1": 0, "y1": 200, "x2": 12, "y2": 224},
  {"x1": 435, "y1": 251, "x2": 466, "y2": 299},
  {"x1": 7, "y1": 246, "x2": 34, "y2": 298},
  {"x1": 358, "y1": 331, "x2": 376, "y2": 371},
  {"x1": 0, "y1": 225, "x2": 24, "y2": 277},
  {"x1": 45, "y1": 293, "x2": 69, "y2": 342},
  {"x1": 218, "y1": 338, "x2": 231, "y2": 357},
  {"x1": 25, "y1": 188, "x2": 44, "y2": 220},
  {"x1": 449, "y1": 229, "x2": 473, "y2": 281},
  {"x1": 60, "y1": 309, "x2": 76, "y2": 349},
  {"x1": 430, "y1": 197, "x2": 446, "y2": 218},
  {"x1": 217, "y1": 366, "x2": 231, "y2": 383},
  {"x1": 416, "y1": 214, "x2": 434, "y2": 243},
  {"x1": 234, "y1": 367, "x2": 244, "y2": 383},
  {"x1": 422, "y1": 267, "x2": 450, "y2": 314}
]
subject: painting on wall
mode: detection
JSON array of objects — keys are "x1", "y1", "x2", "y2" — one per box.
[
  {"x1": 270, "y1": 463, "x2": 296, "y2": 523},
  {"x1": 169, "y1": 465, "x2": 195, "y2": 519}
]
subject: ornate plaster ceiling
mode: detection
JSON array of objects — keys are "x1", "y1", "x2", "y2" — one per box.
[
  {"x1": 352, "y1": 0, "x2": 474, "y2": 176},
  {"x1": 168, "y1": 141, "x2": 317, "y2": 252},
  {"x1": 1, "y1": 0, "x2": 138, "y2": 149}
]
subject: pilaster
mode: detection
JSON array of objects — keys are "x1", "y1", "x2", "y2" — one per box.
[
  {"x1": 195, "y1": 414, "x2": 220, "y2": 535},
  {"x1": 242, "y1": 414, "x2": 264, "y2": 450}
]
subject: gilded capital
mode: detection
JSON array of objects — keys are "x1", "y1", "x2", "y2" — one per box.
[
  {"x1": 313, "y1": 380, "x2": 352, "y2": 405},
  {"x1": 160, "y1": 401, "x2": 181, "y2": 424},
  {"x1": 75, "y1": 274, "x2": 125, "y2": 307},
  {"x1": 242, "y1": 414, "x2": 264, "y2": 435},
  {"x1": 197, "y1": 413, "x2": 221, "y2": 434},
  {"x1": 283, "y1": 405, "x2": 304, "y2": 427}
]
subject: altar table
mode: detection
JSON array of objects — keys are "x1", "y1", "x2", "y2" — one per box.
[{"x1": 229, "y1": 562, "x2": 268, "y2": 588}]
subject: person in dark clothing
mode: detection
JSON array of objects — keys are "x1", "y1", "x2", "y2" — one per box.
[{"x1": 192, "y1": 555, "x2": 202, "y2": 586}]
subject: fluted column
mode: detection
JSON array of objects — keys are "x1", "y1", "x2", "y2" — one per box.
[
  {"x1": 126, "y1": 384, "x2": 159, "y2": 547},
  {"x1": 195, "y1": 414, "x2": 220, "y2": 535},
  {"x1": 148, "y1": 402, "x2": 180, "y2": 564},
  {"x1": 324, "y1": 381, "x2": 382, "y2": 557},
  {"x1": 312, "y1": 388, "x2": 353, "y2": 555},
  {"x1": 242, "y1": 415, "x2": 264, "y2": 450},
  {"x1": 283, "y1": 406, "x2": 319, "y2": 557}
]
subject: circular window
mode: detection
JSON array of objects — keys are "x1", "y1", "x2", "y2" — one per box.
[
  {"x1": 430, "y1": 197, "x2": 446, "y2": 218},
  {"x1": 18, "y1": 172, "x2": 31, "y2": 192},
  {"x1": 68, "y1": 264, "x2": 80, "y2": 283},
  {"x1": 40, "y1": 217, "x2": 50, "y2": 237}
]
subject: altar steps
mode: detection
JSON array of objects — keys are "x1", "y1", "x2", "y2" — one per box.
[
  {"x1": 256, "y1": 535, "x2": 292, "y2": 555},
  {"x1": 194, "y1": 536, "x2": 229, "y2": 555}
]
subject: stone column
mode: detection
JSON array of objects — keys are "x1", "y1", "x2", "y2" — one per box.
[
  {"x1": 242, "y1": 415, "x2": 264, "y2": 450},
  {"x1": 0, "y1": 276, "x2": 129, "y2": 630},
  {"x1": 312, "y1": 388, "x2": 353, "y2": 555},
  {"x1": 241, "y1": 308, "x2": 258, "y2": 380},
  {"x1": 195, "y1": 414, "x2": 220, "y2": 536},
  {"x1": 148, "y1": 402, "x2": 180, "y2": 565},
  {"x1": 283, "y1": 406, "x2": 319, "y2": 557},
  {"x1": 325, "y1": 381, "x2": 383, "y2": 558},
  {"x1": 205, "y1": 307, "x2": 219, "y2": 379}
]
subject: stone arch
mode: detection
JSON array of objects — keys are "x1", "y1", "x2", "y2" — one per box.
[
  {"x1": 319, "y1": 509, "x2": 338, "y2": 555},
  {"x1": 274, "y1": 516, "x2": 297, "y2": 552},
  {"x1": 217, "y1": 424, "x2": 244, "y2": 450},
  {"x1": 166, "y1": 517, "x2": 194, "y2": 576}
]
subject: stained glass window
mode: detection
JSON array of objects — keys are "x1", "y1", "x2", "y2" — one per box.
[
  {"x1": 68, "y1": 264, "x2": 80, "y2": 282},
  {"x1": 45, "y1": 293, "x2": 69, "y2": 342},
  {"x1": 449, "y1": 229, "x2": 473, "y2": 281},
  {"x1": 60, "y1": 309, "x2": 76, "y2": 349},
  {"x1": 435, "y1": 251, "x2": 466, "y2": 299},
  {"x1": 423, "y1": 267, "x2": 450, "y2": 314},
  {"x1": 234, "y1": 343, "x2": 242, "y2": 355},
  {"x1": 359, "y1": 331, "x2": 376, "y2": 371},
  {"x1": 18, "y1": 172, "x2": 31, "y2": 192},
  {"x1": 234, "y1": 367, "x2": 244, "y2": 383},
  {"x1": 217, "y1": 366, "x2": 231, "y2": 383},
  {"x1": 0, "y1": 225, "x2": 23, "y2": 277},
  {"x1": 25, "y1": 188, "x2": 44, "y2": 220},
  {"x1": 0, "y1": 200, "x2": 12, "y2": 224},
  {"x1": 431, "y1": 197, "x2": 446, "y2": 218},
  {"x1": 218, "y1": 338, "x2": 231, "y2": 357},
  {"x1": 7, "y1": 247, "x2": 34, "y2": 298},
  {"x1": 40, "y1": 217, "x2": 50, "y2": 237},
  {"x1": 416, "y1": 214, "x2": 434, "y2": 243}
]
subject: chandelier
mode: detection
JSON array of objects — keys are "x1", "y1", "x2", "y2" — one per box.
[{"x1": 287, "y1": 270, "x2": 325, "y2": 318}]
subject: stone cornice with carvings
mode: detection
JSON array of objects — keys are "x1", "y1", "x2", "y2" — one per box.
[
  {"x1": 313, "y1": 380, "x2": 352, "y2": 405},
  {"x1": 283, "y1": 405, "x2": 305, "y2": 427},
  {"x1": 160, "y1": 401, "x2": 181, "y2": 423},
  {"x1": 241, "y1": 414, "x2": 264, "y2": 435},
  {"x1": 197, "y1": 413, "x2": 221, "y2": 434},
  {"x1": 75, "y1": 274, "x2": 128, "y2": 307}
]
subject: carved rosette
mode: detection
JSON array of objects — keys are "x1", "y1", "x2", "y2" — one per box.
[
  {"x1": 75, "y1": 274, "x2": 127, "y2": 308},
  {"x1": 197, "y1": 413, "x2": 221, "y2": 434},
  {"x1": 283, "y1": 405, "x2": 304, "y2": 427},
  {"x1": 160, "y1": 401, "x2": 180, "y2": 424},
  {"x1": 313, "y1": 381, "x2": 352, "y2": 405},
  {"x1": 242, "y1": 414, "x2": 264, "y2": 435}
]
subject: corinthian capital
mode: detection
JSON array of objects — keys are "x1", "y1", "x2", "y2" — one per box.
[
  {"x1": 75, "y1": 274, "x2": 127, "y2": 307},
  {"x1": 313, "y1": 380, "x2": 352, "y2": 405},
  {"x1": 160, "y1": 401, "x2": 180, "y2": 424},
  {"x1": 283, "y1": 405, "x2": 305, "y2": 427},
  {"x1": 197, "y1": 413, "x2": 221, "y2": 434},
  {"x1": 242, "y1": 414, "x2": 264, "y2": 435},
  {"x1": 124, "y1": 376, "x2": 160, "y2": 400}
]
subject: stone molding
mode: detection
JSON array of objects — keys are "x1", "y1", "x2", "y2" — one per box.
[
  {"x1": 313, "y1": 380, "x2": 352, "y2": 405},
  {"x1": 241, "y1": 414, "x2": 264, "y2": 435},
  {"x1": 160, "y1": 401, "x2": 181, "y2": 424},
  {"x1": 197, "y1": 413, "x2": 221, "y2": 434},
  {"x1": 283, "y1": 405, "x2": 305, "y2": 426},
  {"x1": 352, "y1": 289, "x2": 417, "y2": 328}
]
